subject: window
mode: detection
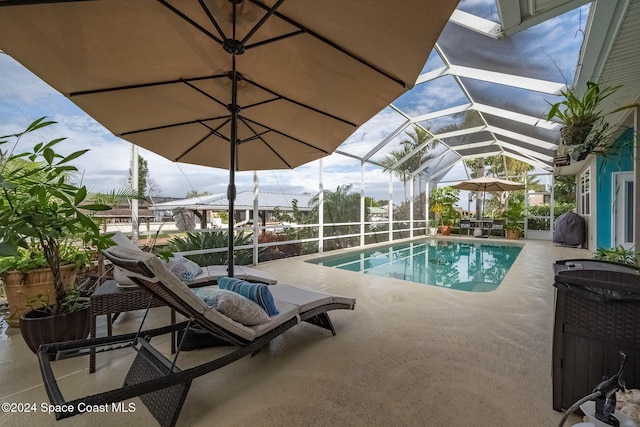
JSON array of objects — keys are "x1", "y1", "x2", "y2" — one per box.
[
  {"x1": 580, "y1": 169, "x2": 590, "y2": 215},
  {"x1": 624, "y1": 180, "x2": 634, "y2": 243}
]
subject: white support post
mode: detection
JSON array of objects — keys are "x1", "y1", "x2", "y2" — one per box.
[
  {"x1": 388, "y1": 174, "x2": 393, "y2": 242},
  {"x1": 131, "y1": 144, "x2": 139, "y2": 244},
  {"x1": 409, "y1": 178, "x2": 414, "y2": 239},
  {"x1": 253, "y1": 171, "x2": 259, "y2": 265},
  {"x1": 318, "y1": 159, "x2": 324, "y2": 254},
  {"x1": 360, "y1": 162, "x2": 365, "y2": 247},
  {"x1": 425, "y1": 181, "x2": 430, "y2": 234}
]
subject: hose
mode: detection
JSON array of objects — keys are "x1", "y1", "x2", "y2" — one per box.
[{"x1": 558, "y1": 391, "x2": 602, "y2": 427}]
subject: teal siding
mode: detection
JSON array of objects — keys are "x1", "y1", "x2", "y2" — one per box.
[{"x1": 595, "y1": 128, "x2": 635, "y2": 249}]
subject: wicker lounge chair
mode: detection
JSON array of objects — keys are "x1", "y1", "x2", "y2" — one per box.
[{"x1": 37, "y1": 246, "x2": 355, "y2": 427}]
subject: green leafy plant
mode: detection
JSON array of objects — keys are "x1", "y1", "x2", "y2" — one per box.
[
  {"x1": 546, "y1": 82, "x2": 638, "y2": 160},
  {"x1": 499, "y1": 198, "x2": 526, "y2": 234},
  {"x1": 25, "y1": 287, "x2": 87, "y2": 314},
  {"x1": 430, "y1": 187, "x2": 460, "y2": 226},
  {"x1": 592, "y1": 246, "x2": 639, "y2": 267},
  {"x1": 0, "y1": 117, "x2": 113, "y2": 315},
  {"x1": 157, "y1": 230, "x2": 260, "y2": 266}
]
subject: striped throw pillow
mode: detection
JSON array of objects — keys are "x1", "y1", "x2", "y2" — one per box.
[{"x1": 217, "y1": 277, "x2": 279, "y2": 316}]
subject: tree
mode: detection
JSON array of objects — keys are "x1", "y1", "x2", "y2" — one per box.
[
  {"x1": 310, "y1": 184, "x2": 363, "y2": 249},
  {"x1": 186, "y1": 190, "x2": 212, "y2": 198},
  {"x1": 553, "y1": 175, "x2": 576, "y2": 204},
  {"x1": 380, "y1": 125, "x2": 437, "y2": 199},
  {"x1": 128, "y1": 154, "x2": 149, "y2": 196}
]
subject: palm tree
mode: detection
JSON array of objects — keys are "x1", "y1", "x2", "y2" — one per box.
[
  {"x1": 310, "y1": 184, "x2": 362, "y2": 249},
  {"x1": 380, "y1": 125, "x2": 437, "y2": 199}
]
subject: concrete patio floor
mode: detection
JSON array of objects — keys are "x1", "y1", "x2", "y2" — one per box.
[{"x1": 0, "y1": 238, "x2": 590, "y2": 426}]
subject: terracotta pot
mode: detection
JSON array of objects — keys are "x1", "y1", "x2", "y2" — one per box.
[
  {"x1": 506, "y1": 229, "x2": 521, "y2": 240},
  {"x1": 2, "y1": 265, "x2": 76, "y2": 327},
  {"x1": 19, "y1": 306, "x2": 90, "y2": 354},
  {"x1": 439, "y1": 225, "x2": 451, "y2": 236}
]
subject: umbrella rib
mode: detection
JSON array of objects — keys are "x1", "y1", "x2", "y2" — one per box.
[
  {"x1": 173, "y1": 119, "x2": 232, "y2": 163},
  {"x1": 157, "y1": 0, "x2": 225, "y2": 46},
  {"x1": 248, "y1": 0, "x2": 407, "y2": 88},
  {"x1": 120, "y1": 116, "x2": 230, "y2": 137},
  {"x1": 68, "y1": 74, "x2": 228, "y2": 97},
  {"x1": 196, "y1": 0, "x2": 227, "y2": 42},
  {"x1": 241, "y1": 116, "x2": 330, "y2": 155},
  {"x1": 174, "y1": 131, "x2": 216, "y2": 163},
  {"x1": 239, "y1": 116, "x2": 292, "y2": 168},
  {"x1": 244, "y1": 29, "x2": 305, "y2": 50},
  {"x1": 243, "y1": 77, "x2": 357, "y2": 127},
  {"x1": 240, "y1": 0, "x2": 286, "y2": 46},
  {"x1": 183, "y1": 80, "x2": 229, "y2": 110},
  {"x1": 201, "y1": 119, "x2": 232, "y2": 142}
]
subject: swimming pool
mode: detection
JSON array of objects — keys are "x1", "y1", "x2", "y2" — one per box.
[{"x1": 307, "y1": 239, "x2": 523, "y2": 292}]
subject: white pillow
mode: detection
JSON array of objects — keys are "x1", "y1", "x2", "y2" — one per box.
[
  {"x1": 166, "y1": 255, "x2": 203, "y2": 282},
  {"x1": 192, "y1": 287, "x2": 271, "y2": 326},
  {"x1": 108, "y1": 232, "x2": 143, "y2": 285}
]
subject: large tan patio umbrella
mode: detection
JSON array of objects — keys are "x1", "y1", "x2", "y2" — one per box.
[
  {"x1": 451, "y1": 176, "x2": 525, "y2": 219},
  {"x1": 0, "y1": 0, "x2": 458, "y2": 275}
]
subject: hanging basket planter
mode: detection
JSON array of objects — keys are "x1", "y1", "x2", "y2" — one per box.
[{"x1": 559, "y1": 121, "x2": 595, "y2": 147}]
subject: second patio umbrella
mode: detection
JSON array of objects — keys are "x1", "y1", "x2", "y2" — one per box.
[{"x1": 0, "y1": 0, "x2": 458, "y2": 275}]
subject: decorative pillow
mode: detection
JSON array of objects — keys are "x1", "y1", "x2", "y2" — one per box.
[
  {"x1": 192, "y1": 287, "x2": 271, "y2": 325},
  {"x1": 166, "y1": 255, "x2": 203, "y2": 282},
  {"x1": 217, "y1": 277, "x2": 279, "y2": 316}
]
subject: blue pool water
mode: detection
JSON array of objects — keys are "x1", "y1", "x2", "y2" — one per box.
[{"x1": 307, "y1": 239, "x2": 523, "y2": 292}]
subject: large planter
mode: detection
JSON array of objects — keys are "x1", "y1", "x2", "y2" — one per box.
[
  {"x1": 19, "y1": 306, "x2": 90, "y2": 354},
  {"x1": 438, "y1": 225, "x2": 452, "y2": 236},
  {"x1": 2, "y1": 265, "x2": 77, "y2": 327},
  {"x1": 506, "y1": 229, "x2": 521, "y2": 240}
]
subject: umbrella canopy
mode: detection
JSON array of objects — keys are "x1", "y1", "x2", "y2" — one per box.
[
  {"x1": 0, "y1": 0, "x2": 458, "y2": 274},
  {"x1": 451, "y1": 177, "x2": 525, "y2": 220},
  {"x1": 450, "y1": 177, "x2": 526, "y2": 193}
]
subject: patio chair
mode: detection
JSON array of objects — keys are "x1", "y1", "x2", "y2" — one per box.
[
  {"x1": 36, "y1": 246, "x2": 355, "y2": 427},
  {"x1": 459, "y1": 219, "x2": 471, "y2": 236},
  {"x1": 490, "y1": 219, "x2": 505, "y2": 238}
]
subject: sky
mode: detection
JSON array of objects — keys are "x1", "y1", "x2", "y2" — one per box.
[{"x1": 0, "y1": 0, "x2": 585, "y2": 207}]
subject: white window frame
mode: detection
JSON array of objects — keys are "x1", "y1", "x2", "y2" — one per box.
[{"x1": 580, "y1": 168, "x2": 591, "y2": 215}]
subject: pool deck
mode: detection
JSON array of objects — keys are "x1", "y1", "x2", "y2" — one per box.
[{"x1": 0, "y1": 237, "x2": 589, "y2": 426}]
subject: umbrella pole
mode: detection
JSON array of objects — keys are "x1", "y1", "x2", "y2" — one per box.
[{"x1": 227, "y1": 55, "x2": 240, "y2": 278}]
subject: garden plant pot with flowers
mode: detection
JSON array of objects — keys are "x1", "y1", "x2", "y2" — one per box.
[{"x1": 0, "y1": 118, "x2": 114, "y2": 353}]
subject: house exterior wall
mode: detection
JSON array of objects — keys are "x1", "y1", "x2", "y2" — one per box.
[{"x1": 595, "y1": 129, "x2": 635, "y2": 251}]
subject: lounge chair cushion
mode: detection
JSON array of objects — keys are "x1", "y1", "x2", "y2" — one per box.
[
  {"x1": 105, "y1": 246, "x2": 258, "y2": 340},
  {"x1": 192, "y1": 287, "x2": 271, "y2": 326},
  {"x1": 110, "y1": 231, "x2": 144, "y2": 285},
  {"x1": 218, "y1": 277, "x2": 279, "y2": 316},
  {"x1": 166, "y1": 254, "x2": 203, "y2": 282}
]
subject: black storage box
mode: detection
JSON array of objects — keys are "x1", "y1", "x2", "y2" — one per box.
[{"x1": 552, "y1": 259, "x2": 640, "y2": 411}]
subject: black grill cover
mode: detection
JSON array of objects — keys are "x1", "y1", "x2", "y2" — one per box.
[{"x1": 553, "y1": 212, "x2": 586, "y2": 246}]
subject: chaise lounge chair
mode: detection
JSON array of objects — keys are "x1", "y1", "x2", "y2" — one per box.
[{"x1": 37, "y1": 246, "x2": 355, "y2": 427}]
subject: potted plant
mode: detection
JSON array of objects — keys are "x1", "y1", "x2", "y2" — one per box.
[
  {"x1": 427, "y1": 219, "x2": 439, "y2": 237},
  {"x1": 0, "y1": 117, "x2": 113, "y2": 352},
  {"x1": 546, "y1": 82, "x2": 637, "y2": 161},
  {"x1": 430, "y1": 187, "x2": 460, "y2": 236},
  {"x1": 499, "y1": 198, "x2": 525, "y2": 240},
  {"x1": 592, "y1": 246, "x2": 639, "y2": 267}
]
